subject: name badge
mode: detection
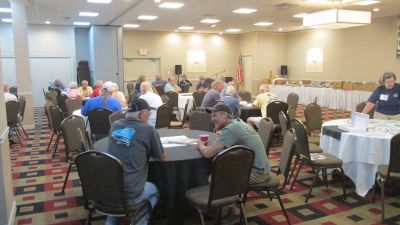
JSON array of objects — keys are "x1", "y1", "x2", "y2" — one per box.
[{"x1": 380, "y1": 94, "x2": 389, "y2": 101}]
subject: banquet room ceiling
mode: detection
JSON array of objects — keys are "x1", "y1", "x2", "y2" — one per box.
[{"x1": 0, "y1": 0, "x2": 399, "y2": 33}]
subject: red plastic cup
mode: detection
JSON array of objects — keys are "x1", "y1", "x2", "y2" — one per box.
[{"x1": 199, "y1": 134, "x2": 209, "y2": 142}]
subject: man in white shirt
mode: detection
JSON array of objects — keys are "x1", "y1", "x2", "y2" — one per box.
[
  {"x1": 4, "y1": 83, "x2": 17, "y2": 102},
  {"x1": 247, "y1": 84, "x2": 278, "y2": 128},
  {"x1": 139, "y1": 82, "x2": 163, "y2": 127}
]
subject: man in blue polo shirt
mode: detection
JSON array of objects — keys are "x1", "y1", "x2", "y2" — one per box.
[{"x1": 81, "y1": 81, "x2": 122, "y2": 116}]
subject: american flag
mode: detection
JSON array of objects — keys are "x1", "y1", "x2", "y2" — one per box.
[{"x1": 236, "y1": 55, "x2": 244, "y2": 84}]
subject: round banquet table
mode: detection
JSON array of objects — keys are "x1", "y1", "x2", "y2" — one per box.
[
  {"x1": 93, "y1": 128, "x2": 217, "y2": 225},
  {"x1": 240, "y1": 107, "x2": 261, "y2": 122}
]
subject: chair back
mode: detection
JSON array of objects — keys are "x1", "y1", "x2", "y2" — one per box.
[
  {"x1": 154, "y1": 85, "x2": 165, "y2": 96},
  {"x1": 278, "y1": 129, "x2": 297, "y2": 185},
  {"x1": 257, "y1": 117, "x2": 274, "y2": 156},
  {"x1": 126, "y1": 82, "x2": 135, "y2": 96},
  {"x1": 192, "y1": 91, "x2": 206, "y2": 107},
  {"x1": 48, "y1": 90, "x2": 58, "y2": 105},
  {"x1": 18, "y1": 96, "x2": 26, "y2": 120},
  {"x1": 57, "y1": 94, "x2": 69, "y2": 114},
  {"x1": 387, "y1": 133, "x2": 400, "y2": 180},
  {"x1": 48, "y1": 105, "x2": 65, "y2": 132},
  {"x1": 6, "y1": 101, "x2": 19, "y2": 126},
  {"x1": 87, "y1": 108, "x2": 113, "y2": 140},
  {"x1": 44, "y1": 101, "x2": 55, "y2": 129},
  {"x1": 208, "y1": 146, "x2": 254, "y2": 208},
  {"x1": 182, "y1": 83, "x2": 191, "y2": 93},
  {"x1": 279, "y1": 111, "x2": 290, "y2": 135},
  {"x1": 356, "y1": 101, "x2": 374, "y2": 119},
  {"x1": 286, "y1": 93, "x2": 299, "y2": 109},
  {"x1": 65, "y1": 98, "x2": 83, "y2": 115},
  {"x1": 75, "y1": 151, "x2": 128, "y2": 214},
  {"x1": 267, "y1": 101, "x2": 289, "y2": 124},
  {"x1": 290, "y1": 119, "x2": 311, "y2": 160},
  {"x1": 109, "y1": 109, "x2": 127, "y2": 126},
  {"x1": 189, "y1": 110, "x2": 214, "y2": 132},
  {"x1": 287, "y1": 107, "x2": 296, "y2": 121},
  {"x1": 9, "y1": 86, "x2": 18, "y2": 98},
  {"x1": 164, "y1": 91, "x2": 178, "y2": 108},
  {"x1": 239, "y1": 91, "x2": 252, "y2": 102},
  {"x1": 61, "y1": 115, "x2": 87, "y2": 157},
  {"x1": 304, "y1": 103, "x2": 322, "y2": 132},
  {"x1": 155, "y1": 104, "x2": 173, "y2": 129}
]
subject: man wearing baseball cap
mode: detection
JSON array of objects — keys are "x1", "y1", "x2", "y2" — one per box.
[
  {"x1": 106, "y1": 98, "x2": 166, "y2": 225},
  {"x1": 81, "y1": 81, "x2": 122, "y2": 116}
]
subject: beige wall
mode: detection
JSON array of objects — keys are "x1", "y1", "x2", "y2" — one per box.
[{"x1": 286, "y1": 16, "x2": 400, "y2": 82}]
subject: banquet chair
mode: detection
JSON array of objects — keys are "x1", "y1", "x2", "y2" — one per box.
[
  {"x1": 155, "y1": 103, "x2": 173, "y2": 129},
  {"x1": 165, "y1": 91, "x2": 180, "y2": 119},
  {"x1": 372, "y1": 133, "x2": 400, "y2": 221},
  {"x1": 87, "y1": 108, "x2": 113, "y2": 141},
  {"x1": 17, "y1": 96, "x2": 29, "y2": 139},
  {"x1": 44, "y1": 101, "x2": 55, "y2": 129},
  {"x1": 289, "y1": 119, "x2": 346, "y2": 203},
  {"x1": 239, "y1": 90, "x2": 252, "y2": 102},
  {"x1": 185, "y1": 145, "x2": 254, "y2": 225},
  {"x1": 109, "y1": 109, "x2": 127, "y2": 126},
  {"x1": 286, "y1": 93, "x2": 299, "y2": 109},
  {"x1": 247, "y1": 129, "x2": 297, "y2": 225},
  {"x1": 189, "y1": 110, "x2": 214, "y2": 132},
  {"x1": 170, "y1": 99, "x2": 189, "y2": 129},
  {"x1": 57, "y1": 94, "x2": 69, "y2": 116},
  {"x1": 192, "y1": 91, "x2": 206, "y2": 108},
  {"x1": 60, "y1": 115, "x2": 89, "y2": 193},
  {"x1": 356, "y1": 101, "x2": 375, "y2": 119},
  {"x1": 182, "y1": 83, "x2": 191, "y2": 93},
  {"x1": 154, "y1": 84, "x2": 165, "y2": 96},
  {"x1": 9, "y1": 86, "x2": 18, "y2": 98},
  {"x1": 257, "y1": 117, "x2": 274, "y2": 156},
  {"x1": 304, "y1": 103, "x2": 322, "y2": 144},
  {"x1": 75, "y1": 151, "x2": 152, "y2": 225},
  {"x1": 48, "y1": 90, "x2": 58, "y2": 105},
  {"x1": 6, "y1": 101, "x2": 22, "y2": 144},
  {"x1": 279, "y1": 111, "x2": 290, "y2": 137},
  {"x1": 65, "y1": 98, "x2": 82, "y2": 116},
  {"x1": 47, "y1": 106, "x2": 65, "y2": 158},
  {"x1": 267, "y1": 101, "x2": 289, "y2": 142}
]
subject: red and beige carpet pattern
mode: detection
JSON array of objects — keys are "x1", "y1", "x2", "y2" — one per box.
[{"x1": 10, "y1": 106, "x2": 400, "y2": 225}]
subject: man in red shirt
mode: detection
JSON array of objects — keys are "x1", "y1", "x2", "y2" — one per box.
[{"x1": 91, "y1": 80, "x2": 104, "y2": 98}]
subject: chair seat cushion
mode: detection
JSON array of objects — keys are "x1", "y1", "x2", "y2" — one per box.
[
  {"x1": 377, "y1": 165, "x2": 400, "y2": 180},
  {"x1": 309, "y1": 143, "x2": 323, "y2": 153},
  {"x1": 310, "y1": 152, "x2": 343, "y2": 167},
  {"x1": 185, "y1": 185, "x2": 239, "y2": 208},
  {"x1": 93, "y1": 200, "x2": 149, "y2": 217},
  {"x1": 248, "y1": 172, "x2": 282, "y2": 190},
  {"x1": 308, "y1": 135, "x2": 320, "y2": 144}
]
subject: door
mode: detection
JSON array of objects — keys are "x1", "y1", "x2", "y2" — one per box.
[{"x1": 123, "y1": 58, "x2": 161, "y2": 94}]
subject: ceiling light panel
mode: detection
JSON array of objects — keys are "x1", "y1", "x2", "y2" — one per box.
[
  {"x1": 352, "y1": 0, "x2": 380, "y2": 6},
  {"x1": 232, "y1": 8, "x2": 257, "y2": 14},
  {"x1": 2, "y1": 18, "x2": 12, "y2": 23},
  {"x1": 74, "y1": 21, "x2": 90, "y2": 26},
  {"x1": 200, "y1": 19, "x2": 220, "y2": 24},
  {"x1": 0, "y1": 8, "x2": 11, "y2": 13},
  {"x1": 293, "y1": 13, "x2": 307, "y2": 18},
  {"x1": 254, "y1": 22, "x2": 273, "y2": 26},
  {"x1": 178, "y1": 26, "x2": 194, "y2": 30},
  {"x1": 123, "y1": 24, "x2": 140, "y2": 28},
  {"x1": 138, "y1": 15, "x2": 158, "y2": 20},
  {"x1": 87, "y1": 0, "x2": 112, "y2": 3},
  {"x1": 79, "y1": 12, "x2": 99, "y2": 17},
  {"x1": 159, "y1": 2, "x2": 184, "y2": 9},
  {"x1": 226, "y1": 28, "x2": 241, "y2": 32},
  {"x1": 45, "y1": 21, "x2": 51, "y2": 24}
]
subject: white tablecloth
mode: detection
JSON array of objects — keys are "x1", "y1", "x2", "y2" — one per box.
[
  {"x1": 268, "y1": 85, "x2": 371, "y2": 111},
  {"x1": 178, "y1": 93, "x2": 194, "y2": 121},
  {"x1": 320, "y1": 119, "x2": 400, "y2": 196}
]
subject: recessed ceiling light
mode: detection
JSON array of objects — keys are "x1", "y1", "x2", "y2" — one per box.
[
  {"x1": 0, "y1": 8, "x2": 11, "y2": 13},
  {"x1": 200, "y1": 19, "x2": 220, "y2": 24},
  {"x1": 226, "y1": 28, "x2": 241, "y2": 32},
  {"x1": 138, "y1": 15, "x2": 158, "y2": 20},
  {"x1": 155, "y1": 0, "x2": 161, "y2": 2},
  {"x1": 352, "y1": 0, "x2": 380, "y2": 6},
  {"x1": 210, "y1": 24, "x2": 216, "y2": 28},
  {"x1": 2, "y1": 18, "x2": 12, "y2": 23},
  {"x1": 87, "y1": 0, "x2": 112, "y2": 3},
  {"x1": 74, "y1": 21, "x2": 90, "y2": 26},
  {"x1": 79, "y1": 12, "x2": 99, "y2": 17},
  {"x1": 219, "y1": 32, "x2": 223, "y2": 35},
  {"x1": 178, "y1": 26, "x2": 194, "y2": 30},
  {"x1": 308, "y1": 0, "x2": 353, "y2": 3},
  {"x1": 373, "y1": 7, "x2": 380, "y2": 12},
  {"x1": 45, "y1": 21, "x2": 51, "y2": 24},
  {"x1": 254, "y1": 22, "x2": 273, "y2": 27},
  {"x1": 293, "y1": 13, "x2": 307, "y2": 18},
  {"x1": 123, "y1": 24, "x2": 140, "y2": 28},
  {"x1": 232, "y1": 8, "x2": 257, "y2": 14},
  {"x1": 159, "y1": 2, "x2": 184, "y2": 9},
  {"x1": 278, "y1": 28, "x2": 283, "y2": 31}
]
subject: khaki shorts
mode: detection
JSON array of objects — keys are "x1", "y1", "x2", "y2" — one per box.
[
  {"x1": 373, "y1": 111, "x2": 400, "y2": 121},
  {"x1": 249, "y1": 169, "x2": 270, "y2": 184}
]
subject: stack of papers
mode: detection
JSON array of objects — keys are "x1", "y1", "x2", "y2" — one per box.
[{"x1": 160, "y1": 135, "x2": 198, "y2": 147}]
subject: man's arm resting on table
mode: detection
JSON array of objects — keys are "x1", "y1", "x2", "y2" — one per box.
[
  {"x1": 197, "y1": 141, "x2": 225, "y2": 158},
  {"x1": 362, "y1": 102, "x2": 376, "y2": 114}
]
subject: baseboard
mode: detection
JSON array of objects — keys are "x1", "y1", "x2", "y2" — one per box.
[{"x1": 7, "y1": 201, "x2": 16, "y2": 225}]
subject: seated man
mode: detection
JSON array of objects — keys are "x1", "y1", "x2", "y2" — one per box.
[
  {"x1": 152, "y1": 74, "x2": 167, "y2": 87},
  {"x1": 196, "y1": 76, "x2": 211, "y2": 92},
  {"x1": 78, "y1": 80, "x2": 93, "y2": 98},
  {"x1": 221, "y1": 86, "x2": 240, "y2": 116},
  {"x1": 164, "y1": 75, "x2": 181, "y2": 93},
  {"x1": 3, "y1": 83, "x2": 17, "y2": 102},
  {"x1": 81, "y1": 81, "x2": 122, "y2": 116},
  {"x1": 247, "y1": 84, "x2": 278, "y2": 128},
  {"x1": 49, "y1": 79, "x2": 66, "y2": 90},
  {"x1": 91, "y1": 80, "x2": 104, "y2": 98},
  {"x1": 200, "y1": 80, "x2": 225, "y2": 109},
  {"x1": 106, "y1": 98, "x2": 167, "y2": 225},
  {"x1": 139, "y1": 82, "x2": 163, "y2": 127},
  {"x1": 197, "y1": 102, "x2": 271, "y2": 184}
]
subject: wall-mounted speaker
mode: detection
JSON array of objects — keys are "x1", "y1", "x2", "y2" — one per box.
[
  {"x1": 175, "y1": 65, "x2": 182, "y2": 75},
  {"x1": 281, "y1": 65, "x2": 288, "y2": 76}
]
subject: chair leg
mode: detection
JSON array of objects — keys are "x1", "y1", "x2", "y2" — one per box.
[
  {"x1": 305, "y1": 168, "x2": 320, "y2": 203},
  {"x1": 239, "y1": 201, "x2": 248, "y2": 225},
  {"x1": 290, "y1": 160, "x2": 303, "y2": 190},
  {"x1": 61, "y1": 163, "x2": 73, "y2": 193},
  {"x1": 273, "y1": 190, "x2": 291, "y2": 225},
  {"x1": 372, "y1": 174, "x2": 377, "y2": 203},
  {"x1": 288, "y1": 155, "x2": 299, "y2": 186},
  {"x1": 322, "y1": 169, "x2": 328, "y2": 187},
  {"x1": 217, "y1": 207, "x2": 222, "y2": 225},
  {"x1": 47, "y1": 132, "x2": 55, "y2": 151},
  {"x1": 13, "y1": 127, "x2": 22, "y2": 144},
  {"x1": 195, "y1": 207, "x2": 205, "y2": 225},
  {"x1": 52, "y1": 134, "x2": 61, "y2": 158},
  {"x1": 379, "y1": 182, "x2": 385, "y2": 221},
  {"x1": 266, "y1": 190, "x2": 273, "y2": 201},
  {"x1": 19, "y1": 123, "x2": 29, "y2": 139},
  {"x1": 339, "y1": 167, "x2": 347, "y2": 200}
]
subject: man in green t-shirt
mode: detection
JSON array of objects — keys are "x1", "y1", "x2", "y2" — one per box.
[{"x1": 197, "y1": 102, "x2": 271, "y2": 184}]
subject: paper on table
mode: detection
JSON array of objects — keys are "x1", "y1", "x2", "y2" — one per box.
[{"x1": 160, "y1": 135, "x2": 198, "y2": 147}]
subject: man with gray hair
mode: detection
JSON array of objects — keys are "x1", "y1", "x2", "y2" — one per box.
[
  {"x1": 81, "y1": 81, "x2": 122, "y2": 116},
  {"x1": 164, "y1": 75, "x2": 181, "y2": 93},
  {"x1": 247, "y1": 84, "x2": 278, "y2": 128},
  {"x1": 139, "y1": 82, "x2": 163, "y2": 126},
  {"x1": 106, "y1": 98, "x2": 166, "y2": 225},
  {"x1": 3, "y1": 83, "x2": 17, "y2": 102},
  {"x1": 196, "y1": 75, "x2": 211, "y2": 92},
  {"x1": 152, "y1": 74, "x2": 167, "y2": 87},
  {"x1": 200, "y1": 80, "x2": 225, "y2": 109}
]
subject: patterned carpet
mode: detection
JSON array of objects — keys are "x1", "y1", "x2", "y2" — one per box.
[{"x1": 10, "y1": 106, "x2": 400, "y2": 225}]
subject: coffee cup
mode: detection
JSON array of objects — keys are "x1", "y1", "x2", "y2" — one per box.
[{"x1": 199, "y1": 134, "x2": 209, "y2": 142}]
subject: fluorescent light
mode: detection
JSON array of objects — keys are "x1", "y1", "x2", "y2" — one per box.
[
  {"x1": 45, "y1": 21, "x2": 51, "y2": 24},
  {"x1": 200, "y1": 19, "x2": 220, "y2": 24},
  {"x1": 373, "y1": 8, "x2": 380, "y2": 12},
  {"x1": 0, "y1": 8, "x2": 11, "y2": 13},
  {"x1": 225, "y1": 28, "x2": 241, "y2": 32},
  {"x1": 293, "y1": 13, "x2": 307, "y2": 18},
  {"x1": 138, "y1": 15, "x2": 158, "y2": 20},
  {"x1": 210, "y1": 24, "x2": 216, "y2": 28},
  {"x1": 159, "y1": 2, "x2": 184, "y2": 9},
  {"x1": 74, "y1": 21, "x2": 90, "y2": 26},
  {"x1": 303, "y1": 9, "x2": 371, "y2": 29},
  {"x1": 123, "y1": 24, "x2": 140, "y2": 28},
  {"x1": 278, "y1": 28, "x2": 283, "y2": 31},
  {"x1": 232, "y1": 8, "x2": 257, "y2": 14},
  {"x1": 352, "y1": 0, "x2": 380, "y2": 6},
  {"x1": 79, "y1": 12, "x2": 99, "y2": 17},
  {"x1": 87, "y1": 0, "x2": 112, "y2": 3},
  {"x1": 254, "y1": 22, "x2": 273, "y2": 26},
  {"x1": 2, "y1": 18, "x2": 12, "y2": 23},
  {"x1": 178, "y1": 26, "x2": 194, "y2": 30},
  {"x1": 154, "y1": 0, "x2": 161, "y2": 2}
]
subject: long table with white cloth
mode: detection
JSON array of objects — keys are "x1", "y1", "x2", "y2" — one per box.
[
  {"x1": 320, "y1": 119, "x2": 400, "y2": 197},
  {"x1": 268, "y1": 85, "x2": 371, "y2": 111}
]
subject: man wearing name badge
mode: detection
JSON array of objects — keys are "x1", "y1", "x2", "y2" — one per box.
[
  {"x1": 106, "y1": 98, "x2": 167, "y2": 225},
  {"x1": 362, "y1": 72, "x2": 400, "y2": 120}
]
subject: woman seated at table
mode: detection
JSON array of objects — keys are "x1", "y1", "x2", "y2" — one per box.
[
  {"x1": 65, "y1": 81, "x2": 82, "y2": 99},
  {"x1": 111, "y1": 82, "x2": 127, "y2": 107},
  {"x1": 362, "y1": 72, "x2": 400, "y2": 120},
  {"x1": 81, "y1": 81, "x2": 122, "y2": 116},
  {"x1": 178, "y1": 74, "x2": 192, "y2": 90}
]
